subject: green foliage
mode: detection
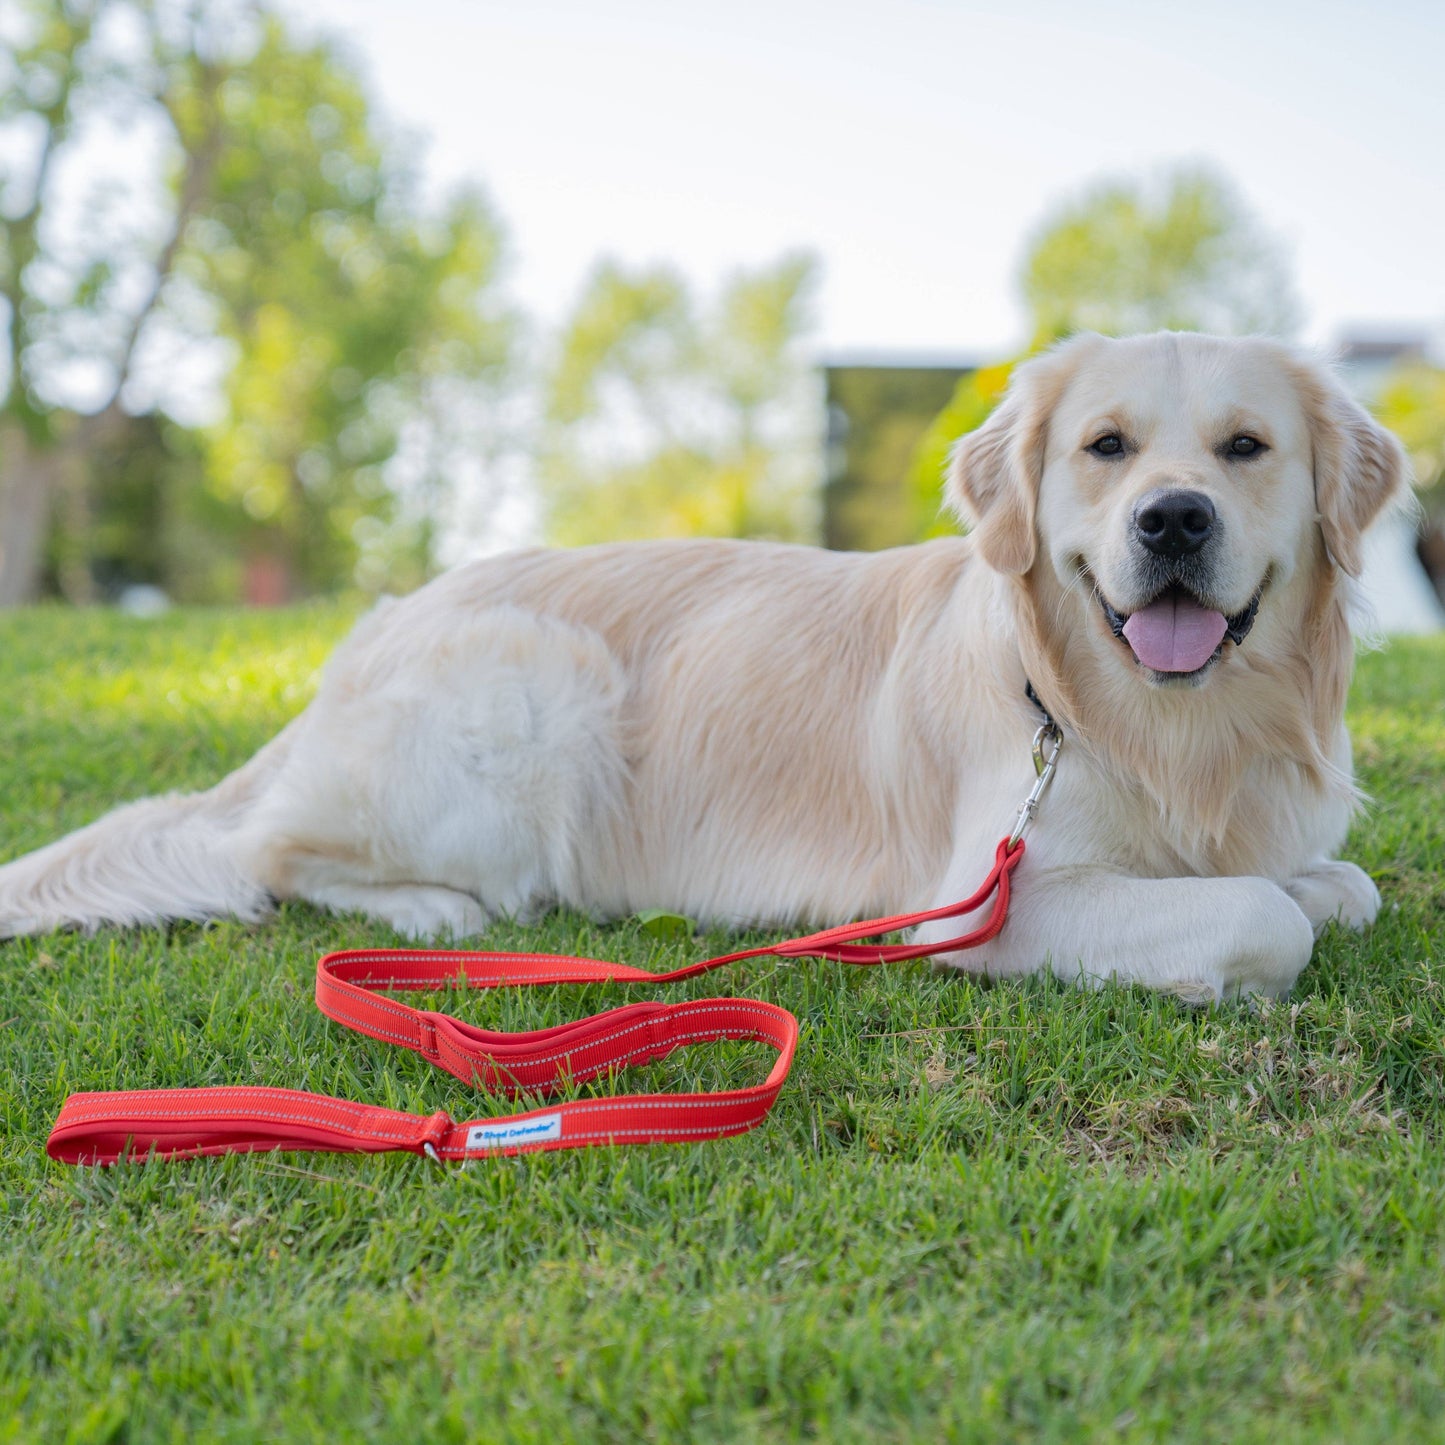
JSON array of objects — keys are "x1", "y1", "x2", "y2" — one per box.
[
  {"x1": 1377, "y1": 362, "x2": 1445, "y2": 512},
  {"x1": 539, "y1": 254, "x2": 821, "y2": 546},
  {"x1": 906, "y1": 359, "x2": 1016, "y2": 539},
  {"x1": 172, "y1": 21, "x2": 515, "y2": 596},
  {"x1": 1020, "y1": 165, "x2": 1301, "y2": 345},
  {"x1": 1, "y1": 608, "x2": 1444, "y2": 1438},
  {"x1": 0, "y1": 0, "x2": 516, "y2": 602},
  {"x1": 633, "y1": 908, "x2": 695, "y2": 941}
]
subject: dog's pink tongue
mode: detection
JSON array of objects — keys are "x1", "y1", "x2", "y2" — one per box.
[{"x1": 1121, "y1": 594, "x2": 1228, "y2": 672}]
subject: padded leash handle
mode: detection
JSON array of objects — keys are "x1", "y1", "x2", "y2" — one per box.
[{"x1": 47, "y1": 838, "x2": 1024, "y2": 1166}]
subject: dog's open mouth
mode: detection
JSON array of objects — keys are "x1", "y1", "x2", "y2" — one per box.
[{"x1": 1098, "y1": 584, "x2": 1262, "y2": 676}]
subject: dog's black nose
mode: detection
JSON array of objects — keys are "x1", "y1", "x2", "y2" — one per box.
[{"x1": 1133, "y1": 489, "x2": 1216, "y2": 558}]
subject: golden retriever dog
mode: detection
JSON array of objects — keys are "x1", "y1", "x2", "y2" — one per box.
[{"x1": 0, "y1": 332, "x2": 1405, "y2": 999}]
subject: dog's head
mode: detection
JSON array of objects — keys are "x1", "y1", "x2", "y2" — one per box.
[
  {"x1": 948, "y1": 331, "x2": 1407, "y2": 690},
  {"x1": 947, "y1": 331, "x2": 1408, "y2": 846}
]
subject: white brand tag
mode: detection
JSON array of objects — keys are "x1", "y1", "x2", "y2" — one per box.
[{"x1": 466, "y1": 1112, "x2": 563, "y2": 1150}]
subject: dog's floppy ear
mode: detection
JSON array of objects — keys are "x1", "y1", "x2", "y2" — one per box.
[
  {"x1": 946, "y1": 337, "x2": 1092, "y2": 575},
  {"x1": 1291, "y1": 354, "x2": 1409, "y2": 578}
]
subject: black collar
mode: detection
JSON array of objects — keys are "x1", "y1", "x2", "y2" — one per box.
[{"x1": 1025, "y1": 680, "x2": 1059, "y2": 734}]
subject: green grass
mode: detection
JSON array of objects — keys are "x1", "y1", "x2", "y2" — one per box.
[{"x1": 1, "y1": 605, "x2": 1443, "y2": 1444}]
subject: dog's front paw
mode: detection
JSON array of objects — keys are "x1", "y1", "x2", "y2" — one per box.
[{"x1": 1284, "y1": 861, "x2": 1380, "y2": 936}]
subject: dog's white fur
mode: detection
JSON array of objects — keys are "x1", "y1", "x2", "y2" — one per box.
[{"x1": 0, "y1": 333, "x2": 1406, "y2": 999}]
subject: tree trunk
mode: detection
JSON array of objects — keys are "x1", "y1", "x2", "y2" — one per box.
[{"x1": 0, "y1": 423, "x2": 58, "y2": 608}]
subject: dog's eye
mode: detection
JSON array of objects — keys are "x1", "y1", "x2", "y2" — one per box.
[
  {"x1": 1228, "y1": 435, "x2": 1265, "y2": 457},
  {"x1": 1088, "y1": 434, "x2": 1125, "y2": 457}
]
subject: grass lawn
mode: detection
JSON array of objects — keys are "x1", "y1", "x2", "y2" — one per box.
[{"x1": 1, "y1": 603, "x2": 1443, "y2": 1443}]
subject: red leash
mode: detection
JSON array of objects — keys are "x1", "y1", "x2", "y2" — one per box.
[{"x1": 46, "y1": 838, "x2": 1026, "y2": 1166}]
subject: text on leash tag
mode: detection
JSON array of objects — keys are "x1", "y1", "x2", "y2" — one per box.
[{"x1": 466, "y1": 1112, "x2": 563, "y2": 1150}]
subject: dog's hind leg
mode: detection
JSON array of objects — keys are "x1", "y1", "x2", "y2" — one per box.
[
  {"x1": 0, "y1": 597, "x2": 630, "y2": 942},
  {"x1": 231, "y1": 602, "x2": 632, "y2": 933}
]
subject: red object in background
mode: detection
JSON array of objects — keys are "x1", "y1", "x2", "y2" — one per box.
[{"x1": 243, "y1": 553, "x2": 291, "y2": 607}]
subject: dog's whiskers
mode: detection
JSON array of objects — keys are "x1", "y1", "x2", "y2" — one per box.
[{"x1": 1052, "y1": 561, "x2": 1094, "y2": 632}]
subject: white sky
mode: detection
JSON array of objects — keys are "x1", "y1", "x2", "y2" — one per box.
[{"x1": 282, "y1": 0, "x2": 1445, "y2": 359}]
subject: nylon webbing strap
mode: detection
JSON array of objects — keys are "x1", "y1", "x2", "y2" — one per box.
[{"x1": 47, "y1": 837, "x2": 1024, "y2": 1166}]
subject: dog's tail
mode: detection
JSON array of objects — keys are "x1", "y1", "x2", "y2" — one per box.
[{"x1": 0, "y1": 724, "x2": 298, "y2": 940}]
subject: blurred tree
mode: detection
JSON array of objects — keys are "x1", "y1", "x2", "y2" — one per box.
[
  {"x1": 1376, "y1": 362, "x2": 1445, "y2": 508},
  {"x1": 899, "y1": 360, "x2": 1013, "y2": 543},
  {"x1": 899, "y1": 165, "x2": 1303, "y2": 542},
  {"x1": 0, "y1": 0, "x2": 515, "y2": 606},
  {"x1": 538, "y1": 254, "x2": 820, "y2": 546},
  {"x1": 1020, "y1": 165, "x2": 1300, "y2": 346},
  {"x1": 1376, "y1": 360, "x2": 1445, "y2": 593}
]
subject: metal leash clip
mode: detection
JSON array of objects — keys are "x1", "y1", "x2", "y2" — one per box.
[{"x1": 1008, "y1": 720, "x2": 1063, "y2": 849}]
